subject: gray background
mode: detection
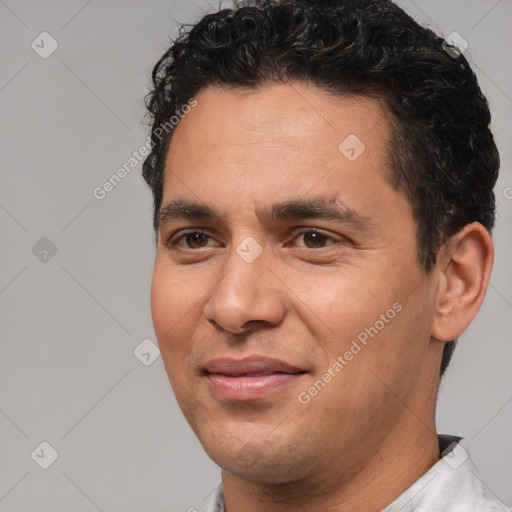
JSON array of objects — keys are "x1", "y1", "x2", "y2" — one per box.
[{"x1": 0, "y1": 1, "x2": 511, "y2": 510}]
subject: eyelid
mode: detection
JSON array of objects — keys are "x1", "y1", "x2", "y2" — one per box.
[
  {"x1": 288, "y1": 227, "x2": 342, "y2": 247},
  {"x1": 168, "y1": 228, "x2": 219, "y2": 248},
  {"x1": 167, "y1": 227, "x2": 343, "y2": 251}
]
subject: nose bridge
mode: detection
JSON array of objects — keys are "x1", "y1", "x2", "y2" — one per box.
[
  {"x1": 204, "y1": 240, "x2": 285, "y2": 333},
  {"x1": 224, "y1": 246, "x2": 264, "y2": 303}
]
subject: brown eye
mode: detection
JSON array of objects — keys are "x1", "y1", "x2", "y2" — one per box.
[
  {"x1": 183, "y1": 232, "x2": 209, "y2": 248},
  {"x1": 168, "y1": 230, "x2": 214, "y2": 250},
  {"x1": 185, "y1": 233, "x2": 208, "y2": 248},
  {"x1": 293, "y1": 229, "x2": 338, "y2": 249},
  {"x1": 303, "y1": 231, "x2": 329, "y2": 248}
]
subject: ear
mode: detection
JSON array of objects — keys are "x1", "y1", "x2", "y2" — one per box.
[{"x1": 432, "y1": 222, "x2": 494, "y2": 342}]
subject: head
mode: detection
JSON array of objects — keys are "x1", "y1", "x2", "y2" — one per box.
[{"x1": 143, "y1": 0, "x2": 497, "y2": 484}]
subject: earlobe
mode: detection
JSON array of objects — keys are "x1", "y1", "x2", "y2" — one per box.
[{"x1": 431, "y1": 222, "x2": 494, "y2": 342}]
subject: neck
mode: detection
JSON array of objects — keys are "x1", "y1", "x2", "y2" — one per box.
[{"x1": 221, "y1": 411, "x2": 440, "y2": 512}]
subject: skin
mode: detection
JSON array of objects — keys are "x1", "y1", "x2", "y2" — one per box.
[{"x1": 150, "y1": 82, "x2": 493, "y2": 511}]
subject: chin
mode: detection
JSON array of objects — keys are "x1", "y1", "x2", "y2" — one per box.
[{"x1": 204, "y1": 439, "x2": 313, "y2": 484}]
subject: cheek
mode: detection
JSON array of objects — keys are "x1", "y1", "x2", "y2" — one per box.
[
  {"x1": 150, "y1": 259, "x2": 200, "y2": 356},
  {"x1": 150, "y1": 263, "x2": 202, "y2": 412},
  {"x1": 299, "y1": 264, "x2": 430, "y2": 386},
  {"x1": 287, "y1": 267, "x2": 393, "y2": 344}
]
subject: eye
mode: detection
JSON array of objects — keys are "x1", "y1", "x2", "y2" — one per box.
[
  {"x1": 291, "y1": 228, "x2": 340, "y2": 249},
  {"x1": 166, "y1": 228, "x2": 343, "y2": 252},
  {"x1": 168, "y1": 230, "x2": 217, "y2": 250}
]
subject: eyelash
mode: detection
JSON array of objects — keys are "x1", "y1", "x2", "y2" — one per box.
[{"x1": 167, "y1": 228, "x2": 341, "y2": 250}]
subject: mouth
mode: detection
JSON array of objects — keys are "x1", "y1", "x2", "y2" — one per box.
[{"x1": 203, "y1": 356, "x2": 307, "y2": 402}]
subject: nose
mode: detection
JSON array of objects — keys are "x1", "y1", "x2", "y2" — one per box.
[{"x1": 203, "y1": 243, "x2": 286, "y2": 335}]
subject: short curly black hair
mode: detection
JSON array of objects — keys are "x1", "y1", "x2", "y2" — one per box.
[{"x1": 142, "y1": 0, "x2": 499, "y2": 377}]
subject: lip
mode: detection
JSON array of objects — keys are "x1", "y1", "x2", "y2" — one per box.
[{"x1": 203, "y1": 356, "x2": 306, "y2": 402}]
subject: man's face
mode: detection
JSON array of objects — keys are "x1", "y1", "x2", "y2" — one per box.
[{"x1": 151, "y1": 83, "x2": 441, "y2": 483}]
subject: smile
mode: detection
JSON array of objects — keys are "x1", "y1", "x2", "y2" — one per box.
[{"x1": 203, "y1": 356, "x2": 307, "y2": 401}]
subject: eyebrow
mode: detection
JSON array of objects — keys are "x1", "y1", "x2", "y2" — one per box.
[{"x1": 157, "y1": 197, "x2": 372, "y2": 229}]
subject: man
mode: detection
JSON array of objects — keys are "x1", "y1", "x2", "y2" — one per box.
[{"x1": 142, "y1": 0, "x2": 509, "y2": 510}]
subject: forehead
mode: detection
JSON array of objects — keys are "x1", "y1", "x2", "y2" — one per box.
[
  {"x1": 168, "y1": 82, "x2": 391, "y2": 157},
  {"x1": 161, "y1": 82, "x2": 404, "y2": 223}
]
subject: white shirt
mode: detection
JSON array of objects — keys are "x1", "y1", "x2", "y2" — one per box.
[{"x1": 200, "y1": 435, "x2": 510, "y2": 511}]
